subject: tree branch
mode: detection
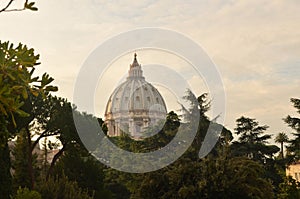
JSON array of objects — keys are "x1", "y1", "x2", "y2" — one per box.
[
  {"x1": 0, "y1": 0, "x2": 14, "y2": 13},
  {"x1": 46, "y1": 144, "x2": 66, "y2": 180},
  {"x1": 31, "y1": 130, "x2": 48, "y2": 152},
  {"x1": 0, "y1": 0, "x2": 37, "y2": 13},
  {"x1": 25, "y1": 127, "x2": 35, "y2": 189},
  {"x1": 1, "y1": 8, "x2": 26, "y2": 13},
  {"x1": 31, "y1": 130, "x2": 60, "y2": 152}
]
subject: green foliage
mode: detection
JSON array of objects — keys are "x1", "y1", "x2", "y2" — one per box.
[
  {"x1": 231, "y1": 116, "x2": 279, "y2": 162},
  {"x1": 105, "y1": 93, "x2": 277, "y2": 199},
  {"x1": 104, "y1": 169, "x2": 131, "y2": 199},
  {"x1": 0, "y1": 40, "x2": 57, "y2": 142},
  {"x1": 0, "y1": 142, "x2": 12, "y2": 199},
  {"x1": 275, "y1": 132, "x2": 289, "y2": 159},
  {"x1": 103, "y1": 92, "x2": 283, "y2": 199},
  {"x1": 278, "y1": 176, "x2": 300, "y2": 199},
  {"x1": 222, "y1": 157, "x2": 274, "y2": 199},
  {"x1": 285, "y1": 98, "x2": 300, "y2": 161},
  {"x1": 0, "y1": 38, "x2": 297, "y2": 199},
  {"x1": 0, "y1": 41, "x2": 56, "y2": 198},
  {"x1": 164, "y1": 111, "x2": 180, "y2": 131},
  {"x1": 11, "y1": 95, "x2": 81, "y2": 181},
  {"x1": 12, "y1": 130, "x2": 32, "y2": 189},
  {"x1": 13, "y1": 187, "x2": 41, "y2": 199},
  {"x1": 0, "y1": 41, "x2": 56, "y2": 128},
  {"x1": 11, "y1": 128, "x2": 40, "y2": 192},
  {"x1": 36, "y1": 174, "x2": 93, "y2": 199},
  {"x1": 130, "y1": 149, "x2": 275, "y2": 199},
  {"x1": 53, "y1": 144, "x2": 112, "y2": 199},
  {"x1": 234, "y1": 116, "x2": 270, "y2": 144},
  {"x1": 97, "y1": 118, "x2": 108, "y2": 134},
  {"x1": 107, "y1": 111, "x2": 180, "y2": 154}
]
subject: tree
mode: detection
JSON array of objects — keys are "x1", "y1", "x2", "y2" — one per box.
[
  {"x1": 0, "y1": 41, "x2": 44, "y2": 139},
  {"x1": 0, "y1": 135, "x2": 12, "y2": 198},
  {"x1": 13, "y1": 187, "x2": 41, "y2": 199},
  {"x1": 275, "y1": 132, "x2": 289, "y2": 159},
  {"x1": 231, "y1": 117, "x2": 283, "y2": 195},
  {"x1": 11, "y1": 95, "x2": 83, "y2": 185},
  {"x1": 278, "y1": 176, "x2": 300, "y2": 199},
  {"x1": 0, "y1": 41, "x2": 57, "y2": 198},
  {"x1": 6, "y1": 93, "x2": 66, "y2": 191},
  {"x1": 222, "y1": 156, "x2": 274, "y2": 199},
  {"x1": 231, "y1": 116, "x2": 279, "y2": 162},
  {"x1": 12, "y1": 130, "x2": 34, "y2": 189},
  {"x1": 36, "y1": 174, "x2": 93, "y2": 199},
  {"x1": 103, "y1": 168, "x2": 131, "y2": 199},
  {"x1": 112, "y1": 92, "x2": 236, "y2": 199},
  {"x1": 131, "y1": 147, "x2": 275, "y2": 199},
  {"x1": 53, "y1": 143, "x2": 112, "y2": 199},
  {"x1": 44, "y1": 97, "x2": 79, "y2": 180},
  {"x1": 284, "y1": 98, "x2": 300, "y2": 161}
]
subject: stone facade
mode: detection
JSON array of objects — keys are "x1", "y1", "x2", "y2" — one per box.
[{"x1": 286, "y1": 161, "x2": 300, "y2": 182}]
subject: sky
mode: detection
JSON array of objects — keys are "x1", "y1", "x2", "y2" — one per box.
[{"x1": 1, "y1": 0, "x2": 300, "y2": 143}]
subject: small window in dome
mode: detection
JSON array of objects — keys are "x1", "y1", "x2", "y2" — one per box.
[
  {"x1": 147, "y1": 97, "x2": 150, "y2": 102},
  {"x1": 144, "y1": 86, "x2": 148, "y2": 91},
  {"x1": 116, "y1": 98, "x2": 119, "y2": 101},
  {"x1": 156, "y1": 97, "x2": 159, "y2": 103},
  {"x1": 136, "y1": 96, "x2": 140, "y2": 101}
]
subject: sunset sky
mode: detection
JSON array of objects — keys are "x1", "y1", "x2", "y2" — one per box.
[{"x1": 1, "y1": 0, "x2": 300, "y2": 142}]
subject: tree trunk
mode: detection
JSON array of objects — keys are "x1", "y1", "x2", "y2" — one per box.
[
  {"x1": 46, "y1": 144, "x2": 66, "y2": 180},
  {"x1": 31, "y1": 130, "x2": 48, "y2": 152},
  {"x1": 26, "y1": 127, "x2": 35, "y2": 189},
  {"x1": 0, "y1": 141, "x2": 12, "y2": 199},
  {"x1": 281, "y1": 142, "x2": 284, "y2": 159}
]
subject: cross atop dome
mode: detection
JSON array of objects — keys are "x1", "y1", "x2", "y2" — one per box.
[
  {"x1": 128, "y1": 53, "x2": 144, "y2": 79},
  {"x1": 131, "y1": 52, "x2": 140, "y2": 68}
]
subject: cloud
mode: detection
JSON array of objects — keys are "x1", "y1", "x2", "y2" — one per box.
[{"x1": 1, "y1": 0, "x2": 299, "y2": 139}]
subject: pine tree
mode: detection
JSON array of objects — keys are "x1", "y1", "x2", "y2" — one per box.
[
  {"x1": 12, "y1": 129, "x2": 34, "y2": 190},
  {"x1": 231, "y1": 116, "x2": 279, "y2": 162},
  {"x1": 284, "y1": 98, "x2": 300, "y2": 161}
]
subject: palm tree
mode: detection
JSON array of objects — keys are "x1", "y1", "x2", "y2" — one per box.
[{"x1": 275, "y1": 132, "x2": 289, "y2": 159}]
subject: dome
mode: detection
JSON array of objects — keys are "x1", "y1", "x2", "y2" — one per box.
[{"x1": 104, "y1": 53, "x2": 167, "y2": 138}]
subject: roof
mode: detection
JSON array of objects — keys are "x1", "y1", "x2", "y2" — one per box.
[{"x1": 105, "y1": 54, "x2": 167, "y2": 117}]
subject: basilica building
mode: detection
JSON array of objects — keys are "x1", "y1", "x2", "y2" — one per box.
[{"x1": 104, "y1": 53, "x2": 167, "y2": 138}]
